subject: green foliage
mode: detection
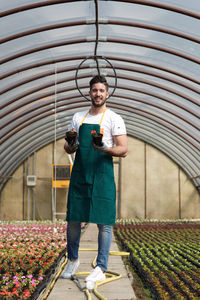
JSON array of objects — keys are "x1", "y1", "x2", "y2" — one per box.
[{"x1": 114, "y1": 219, "x2": 200, "y2": 300}]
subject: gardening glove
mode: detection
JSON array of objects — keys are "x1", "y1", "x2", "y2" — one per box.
[
  {"x1": 92, "y1": 141, "x2": 108, "y2": 152},
  {"x1": 68, "y1": 141, "x2": 79, "y2": 152}
]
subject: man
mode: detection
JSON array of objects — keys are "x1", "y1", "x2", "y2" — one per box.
[{"x1": 63, "y1": 75, "x2": 128, "y2": 290}]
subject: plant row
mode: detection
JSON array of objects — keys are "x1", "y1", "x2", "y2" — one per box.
[{"x1": 114, "y1": 220, "x2": 200, "y2": 300}]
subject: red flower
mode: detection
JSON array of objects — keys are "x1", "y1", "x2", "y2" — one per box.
[
  {"x1": 91, "y1": 130, "x2": 96, "y2": 134},
  {"x1": 0, "y1": 289, "x2": 11, "y2": 296},
  {"x1": 23, "y1": 289, "x2": 31, "y2": 298}
]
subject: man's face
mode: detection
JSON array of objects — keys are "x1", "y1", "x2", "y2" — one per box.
[{"x1": 89, "y1": 83, "x2": 109, "y2": 107}]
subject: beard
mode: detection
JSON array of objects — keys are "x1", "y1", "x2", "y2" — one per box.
[{"x1": 91, "y1": 97, "x2": 106, "y2": 107}]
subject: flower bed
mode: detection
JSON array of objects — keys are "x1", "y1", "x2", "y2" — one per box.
[
  {"x1": 0, "y1": 221, "x2": 66, "y2": 299},
  {"x1": 114, "y1": 219, "x2": 200, "y2": 300}
]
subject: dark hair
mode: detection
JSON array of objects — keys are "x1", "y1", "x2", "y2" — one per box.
[{"x1": 89, "y1": 75, "x2": 108, "y2": 91}]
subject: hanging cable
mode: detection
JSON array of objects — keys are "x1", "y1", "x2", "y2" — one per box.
[
  {"x1": 94, "y1": 0, "x2": 100, "y2": 76},
  {"x1": 75, "y1": 0, "x2": 117, "y2": 100},
  {"x1": 54, "y1": 63, "x2": 57, "y2": 162},
  {"x1": 53, "y1": 63, "x2": 58, "y2": 224}
]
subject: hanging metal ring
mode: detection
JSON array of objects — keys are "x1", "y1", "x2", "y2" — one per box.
[{"x1": 75, "y1": 55, "x2": 117, "y2": 101}]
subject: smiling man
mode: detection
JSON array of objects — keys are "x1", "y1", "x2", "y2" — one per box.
[{"x1": 63, "y1": 75, "x2": 128, "y2": 289}]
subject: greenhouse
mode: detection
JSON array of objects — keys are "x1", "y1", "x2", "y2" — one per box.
[{"x1": 0, "y1": 0, "x2": 200, "y2": 299}]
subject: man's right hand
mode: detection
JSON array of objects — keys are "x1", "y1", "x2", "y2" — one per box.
[{"x1": 64, "y1": 141, "x2": 79, "y2": 153}]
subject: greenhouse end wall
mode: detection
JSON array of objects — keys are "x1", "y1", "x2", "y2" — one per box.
[{"x1": 0, "y1": 137, "x2": 199, "y2": 221}]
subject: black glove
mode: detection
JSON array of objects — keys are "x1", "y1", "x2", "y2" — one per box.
[
  {"x1": 68, "y1": 141, "x2": 79, "y2": 152},
  {"x1": 92, "y1": 141, "x2": 108, "y2": 152}
]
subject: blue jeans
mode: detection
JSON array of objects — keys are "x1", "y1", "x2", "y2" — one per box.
[{"x1": 67, "y1": 222, "x2": 112, "y2": 271}]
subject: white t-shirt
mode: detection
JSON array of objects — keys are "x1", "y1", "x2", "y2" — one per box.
[{"x1": 68, "y1": 108, "x2": 126, "y2": 147}]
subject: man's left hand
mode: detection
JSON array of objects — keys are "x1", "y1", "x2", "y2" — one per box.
[{"x1": 92, "y1": 141, "x2": 108, "y2": 152}]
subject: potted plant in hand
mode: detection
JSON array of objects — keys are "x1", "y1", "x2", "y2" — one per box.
[
  {"x1": 65, "y1": 128, "x2": 77, "y2": 145},
  {"x1": 91, "y1": 130, "x2": 103, "y2": 146}
]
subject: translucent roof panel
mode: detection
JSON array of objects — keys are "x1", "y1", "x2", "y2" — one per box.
[{"x1": 0, "y1": 0, "x2": 200, "y2": 192}]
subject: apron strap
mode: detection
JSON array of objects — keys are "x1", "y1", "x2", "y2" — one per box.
[
  {"x1": 80, "y1": 111, "x2": 89, "y2": 126},
  {"x1": 99, "y1": 108, "x2": 107, "y2": 126}
]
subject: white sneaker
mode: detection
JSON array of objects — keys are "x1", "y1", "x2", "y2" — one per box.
[
  {"x1": 61, "y1": 259, "x2": 80, "y2": 279},
  {"x1": 85, "y1": 266, "x2": 106, "y2": 290}
]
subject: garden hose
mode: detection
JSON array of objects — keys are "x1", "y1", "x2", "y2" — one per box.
[
  {"x1": 40, "y1": 249, "x2": 129, "y2": 300},
  {"x1": 92, "y1": 270, "x2": 123, "y2": 300},
  {"x1": 39, "y1": 254, "x2": 68, "y2": 300},
  {"x1": 71, "y1": 248, "x2": 130, "y2": 300}
]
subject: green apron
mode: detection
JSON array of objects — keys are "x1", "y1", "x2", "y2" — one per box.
[{"x1": 67, "y1": 122, "x2": 116, "y2": 225}]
